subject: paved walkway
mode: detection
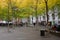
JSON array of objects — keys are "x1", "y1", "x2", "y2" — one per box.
[{"x1": 0, "y1": 26, "x2": 60, "y2": 40}]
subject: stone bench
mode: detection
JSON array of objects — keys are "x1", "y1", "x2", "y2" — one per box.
[{"x1": 50, "y1": 30, "x2": 60, "y2": 37}]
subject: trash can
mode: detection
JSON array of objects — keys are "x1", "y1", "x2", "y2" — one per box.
[{"x1": 40, "y1": 29, "x2": 45, "y2": 36}]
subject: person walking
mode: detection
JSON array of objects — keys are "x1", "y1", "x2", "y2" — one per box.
[{"x1": 33, "y1": 17, "x2": 36, "y2": 27}]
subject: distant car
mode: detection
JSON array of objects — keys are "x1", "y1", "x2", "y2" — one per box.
[
  {"x1": 0, "y1": 21, "x2": 13, "y2": 26},
  {"x1": 0, "y1": 21, "x2": 7, "y2": 26}
]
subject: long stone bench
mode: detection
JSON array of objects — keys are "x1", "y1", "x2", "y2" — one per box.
[{"x1": 50, "y1": 30, "x2": 60, "y2": 37}]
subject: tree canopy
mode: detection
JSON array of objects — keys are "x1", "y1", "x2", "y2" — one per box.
[{"x1": 0, "y1": 0, "x2": 59, "y2": 20}]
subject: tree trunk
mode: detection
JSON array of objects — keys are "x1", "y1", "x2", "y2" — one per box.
[
  {"x1": 7, "y1": 0, "x2": 12, "y2": 32},
  {"x1": 35, "y1": 0, "x2": 38, "y2": 26},
  {"x1": 45, "y1": 0, "x2": 48, "y2": 25},
  {"x1": 8, "y1": 0, "x2": 10, "y2": 32}
]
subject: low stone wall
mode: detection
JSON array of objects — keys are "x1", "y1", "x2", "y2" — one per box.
[{"x1": 50, "y1": 30, "x2": 60, "y2": 37}]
